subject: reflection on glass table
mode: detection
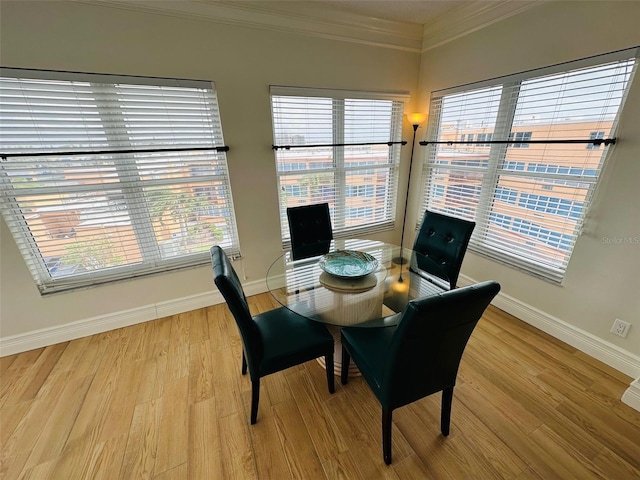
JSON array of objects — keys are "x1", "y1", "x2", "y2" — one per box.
[{"x1": 265, "y1": 239, "x2": 450, "y2": 375}]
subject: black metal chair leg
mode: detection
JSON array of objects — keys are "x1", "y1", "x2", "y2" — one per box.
[
  {"x1": 441, "y1": 386, "x2": 453, "y2": 436},
  {"x1": 241, "y1": 351, "x2": 247, "y2": 375},
  {"x1": 250, "y1": 378, "x2": 260, "y2": 424},
  {"x1": 341, "y1": 346, "x2": 350, "y2": 385},
  {"x1": 382, "y1": 408, "x2": 393, "y2": 465},
  {"x1": 325, "y1": 353, "x2": 335, "y2": 393}
]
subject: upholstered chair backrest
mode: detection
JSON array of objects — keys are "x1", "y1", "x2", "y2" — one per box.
[
  {"x1": 287, "y1": 203, "x2": 333, "y2": 260},
  {"x1": 381, "y1": 281, "x2": 500, "y2": 410},
  {"x1": 412, "y1": 209, "x2": 475, "y2": 289},
  {"x1": 211, "y1": 246, "x2": 263, "y2": 378}
]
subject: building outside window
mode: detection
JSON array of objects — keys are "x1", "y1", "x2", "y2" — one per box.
[
  {"x1": 0, "y1": 69, "x2": 239, "y2": 294},
  {"x1": 420, "y1": 48, "x2": 638, "y2": 282},
  {"x1": 270, "y1": 86, "x2": 406, "y2": 243}
]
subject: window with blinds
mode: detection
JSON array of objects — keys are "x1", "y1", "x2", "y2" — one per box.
[
  {"x1": 419, "y1": 48, "x2": 638, "y2": 282},
  {"x1": 270, "y1": 86, "x2": 407, "y2": 244},
  {"x1": 0, "y1": 68, "x2": 239, "y2": 294}
]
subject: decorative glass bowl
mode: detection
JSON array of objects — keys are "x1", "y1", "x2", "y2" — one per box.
[{"x1": 318, "y1": 250, "x2": 379, "y2": 279}]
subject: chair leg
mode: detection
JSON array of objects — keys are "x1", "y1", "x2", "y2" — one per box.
[
  {"x1": 382, "y1": 408, "x2": 393, "y2": 465},
  {"x1": 325, "y1": 353, "x2": 335, "y2": 394},
  {"x1": 341, "y1": 345, "x2": 350, "y2": 385},
  {"x1": 441, "y1": 386, "x2": 453, "y2": 436},
  {"x1": 241, "y1": 351, "x2": 247, "y2": 375},
  {"x1": 250, "y1": 378, "x2": 260, "y2": 424}
]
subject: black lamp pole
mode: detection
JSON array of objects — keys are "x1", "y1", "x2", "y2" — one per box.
[{"x1": 392, "y1": 122, "x2": 420, "y2": 267}]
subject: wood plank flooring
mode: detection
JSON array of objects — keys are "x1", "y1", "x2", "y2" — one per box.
[{"x1": 1, "y1": 293, "x2": 639, "y2": 479}]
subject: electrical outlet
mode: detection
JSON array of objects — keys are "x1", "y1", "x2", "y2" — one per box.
[{"x1": 610, "y1": 319, "x2": 631, "y2": 338}]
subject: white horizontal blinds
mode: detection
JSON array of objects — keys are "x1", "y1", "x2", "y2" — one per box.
[
  {"x1": 421, "y1": 50, "x2": 638, "y2": 282},
  {"x1": 0, "y1": 74, "x2": 223, "y2": 153},
  {"x1": 342, "y1": 99, "x2": 401, "y2": 231},
  {"x1": 271, "y1": 86, "x2": 405, "y2": 243},
  {"x1": 0, "y1": 69, "x2": 239, "y2": 294},
  {"x1": 423, "y1": 85, "x2": 503, "y2": 223},
  {"x1": 272, "y1": 94, "x2": 336, "y2": 239}
]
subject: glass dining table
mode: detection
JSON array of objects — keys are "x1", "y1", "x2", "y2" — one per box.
[{"x1": 265, "y1": 239, "x2": 449, "y2": 375}]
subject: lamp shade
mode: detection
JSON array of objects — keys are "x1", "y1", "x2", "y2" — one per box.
[{"x1": 406, "y1": 112, "x2": 427, "y2": 126}]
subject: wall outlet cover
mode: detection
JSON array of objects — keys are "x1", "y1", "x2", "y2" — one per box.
[{"x1": 610, "y1": 319, "x2": 631, "y2": 338}]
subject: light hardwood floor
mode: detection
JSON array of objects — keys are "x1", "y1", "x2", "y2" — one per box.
[{"x1": 1, "y1": 292, "x2": 639, "y2": 479}]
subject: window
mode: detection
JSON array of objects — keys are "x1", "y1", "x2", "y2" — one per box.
[
  {"x1": 284, "y1": 185, "x2": 308, "y2": 197},
  {"x1": 346, "y1": 185, "x2": 374, "y2": 197},
  {"x1": 0, "y1": 68, "x2": 239, "y2": 294},
  {"x1": 587, "y1": 131, "x2": 605, "y2": 149},
  {"x1": 420, "y1": 49, "x2": 637, "y2": 282},
  {"x1": 509, "y1": 131, "x2": 532, "y2": 148},
  {"x1": 495, "y1": 186, "x2": 518, "y2": 204},
  {"x1": 270, "y1": 86, "x2": 406, "y2": 242},
  {"x1": 477, "y1": 132, "x2": 493, "y2": 147}
]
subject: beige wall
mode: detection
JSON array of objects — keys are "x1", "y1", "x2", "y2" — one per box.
[
  {"x1": 415, "y1": 1, "x2": 640, "y2": 356},
  {"x1": 0, "y1": 1, "x2": 420, "y2": 338}
]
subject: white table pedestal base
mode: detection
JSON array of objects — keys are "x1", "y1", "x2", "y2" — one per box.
[{"x1": 317, "y1": 325, "x2": 361, "y2": 377}]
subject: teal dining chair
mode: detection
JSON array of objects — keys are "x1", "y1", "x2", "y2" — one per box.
[
  {"x1": 411, "y1": 209, "x2": 476, "y2": 290},
  {"x1": 287, "y1": 202, "x2": 333, "y2": 260},
  {"x1": 340, "y1": 280, "x2": 501, "y2": 464},
  {"x1": 211, "y1": 245, "x2": 335, "y2": 424}
]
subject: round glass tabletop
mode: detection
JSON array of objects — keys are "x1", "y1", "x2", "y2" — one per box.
[{"x1": 265, "y1": 239, "x2": 449, "y2": 327}]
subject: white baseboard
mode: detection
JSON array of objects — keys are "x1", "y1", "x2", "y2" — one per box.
[
  {"x1": 2, "y1": 274, "x2": 639, "y2": 413},
  {"x1": 458, "y1": 275, "x2": 640, "y2": 379},
  {"x1": 0, "y1": 278, "x2": 266, "y2": 357},
  {"x1": 0, "y1": 304, "x2": 157, "y2": 358},
  {"x1": 458, "y1": 275, "x2": 640, "y2": 412},
  {"x1": 622, "y1": 379, "x2": 640, "y2": 411}
]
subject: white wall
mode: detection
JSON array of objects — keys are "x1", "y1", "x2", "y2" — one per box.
[
  {"x1": 415, "y1": 1, "x2": 640, "y2": 360},
  {"x1": 0, "y1": 2, "x2": 420, "y2": 339}
]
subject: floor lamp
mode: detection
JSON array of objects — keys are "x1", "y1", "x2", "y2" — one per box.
[{"x1": 392, "y1": 112, "x2": 427, "y2": 266}]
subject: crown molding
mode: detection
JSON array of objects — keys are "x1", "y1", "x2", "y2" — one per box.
[
  {"x1": 73, "y1": 0, "x2": 424, "y2": 52},
  {"x1": 421, "y1": 0, "x2": 545, "y2": 52},
  {"x1": 73, "y1": 0, "x2": 546, "y2": 54}
]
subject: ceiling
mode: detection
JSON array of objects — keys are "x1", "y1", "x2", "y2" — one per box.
[{"x1": 84, "y1": 0, "x2": 543, "y2": 51}]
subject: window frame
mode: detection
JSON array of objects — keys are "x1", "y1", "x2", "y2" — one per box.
[
  {"x1": 0, "y1": 68, "x2": 240, "y2": 294},
  {"x1": 270, "y1": 86, "x2": 408, "y2": 244},
  {"x1": 419, "y1": 48, "x2": 638, "y2": 282}
]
